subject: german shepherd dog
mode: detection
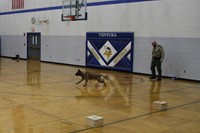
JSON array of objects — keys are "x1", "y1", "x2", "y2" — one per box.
[{"x1": 75, "y1": 69, "x2": 108, "y2": 87}]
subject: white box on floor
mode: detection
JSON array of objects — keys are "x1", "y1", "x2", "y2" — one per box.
[
  {"x1": 153, "y1": 101, "x2": 168, "y2": 110},
  {"x1": 86, "y1": 115, "x2": 104, "y2": 127}
]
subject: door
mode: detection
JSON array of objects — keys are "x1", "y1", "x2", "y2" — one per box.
[{"x1": 27, "y1": 33, "x2": 41, "y2": 60}]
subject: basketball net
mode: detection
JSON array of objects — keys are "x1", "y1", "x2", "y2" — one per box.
[{"x1": 64, "y1": 16, "x2": 75, "y2": 26}]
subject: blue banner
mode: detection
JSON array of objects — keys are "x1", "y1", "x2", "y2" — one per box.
[{"x1": 86, "y1": 32, "x2": 134, "y2": 72}]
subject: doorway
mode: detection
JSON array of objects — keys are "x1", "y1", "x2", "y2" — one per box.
[{"x1": 27, "y1": 33, "x2": 41, "y2": 60}]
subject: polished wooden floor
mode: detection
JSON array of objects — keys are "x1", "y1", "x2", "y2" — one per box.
[{"x1": 0, "y1": 57, "x2": 200, "y2": 133}]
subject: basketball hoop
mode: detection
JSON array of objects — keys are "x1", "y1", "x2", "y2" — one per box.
[
  {"x1": 64, "y1": 16, "x2": 74, "y2": 27},
  {"x1": 64, "y1": 15, "x2": 75, "y2": 21},
  {"x1": 62, "y1": 0, "x2": 87, "y2": 21}
]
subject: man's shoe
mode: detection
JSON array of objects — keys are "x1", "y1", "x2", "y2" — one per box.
[
  {"x1": 156, "y1": 78, "x2": 162, "y2": 81},
  {"x1": 150, "y1": 76, "x2": 156, "y2": 79}
]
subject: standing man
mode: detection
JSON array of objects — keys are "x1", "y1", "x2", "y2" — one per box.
[{"x1": 150, "y1": 41, "x2": 165, "y2": 81}]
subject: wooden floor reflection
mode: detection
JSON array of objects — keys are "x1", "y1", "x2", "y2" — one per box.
[{"x1": 0, "y1": 58, "x2": 200, "y2": 133}]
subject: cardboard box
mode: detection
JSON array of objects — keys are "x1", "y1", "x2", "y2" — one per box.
[
  {"x1": 86, "y1": 115, "x2": 104, "y2": 127},
  {"x1": 153, "y1": 101, "x2": 168, "y2": 110}
]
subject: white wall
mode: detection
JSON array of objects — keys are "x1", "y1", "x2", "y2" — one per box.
[
  {"x1": 41, "y1": 36, "x2": 86, "y2": 66},
  {"x1": 0, "y1": 0, "x2": 200, "y2": 80},
  {"x1": 1, "y1": 35, "x2": 26, "y2": 58}
]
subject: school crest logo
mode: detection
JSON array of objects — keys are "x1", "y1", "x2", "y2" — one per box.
[{"x1": 99, "y1": 41, "x2": 117, "y2": 62}]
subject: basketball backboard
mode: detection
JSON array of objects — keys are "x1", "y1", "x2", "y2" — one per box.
[{"x1": 62, "y1": 0, "x2": 87, "y2": 21}]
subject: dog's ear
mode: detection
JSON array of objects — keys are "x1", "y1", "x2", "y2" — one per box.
[
  {"x1": 75, "y1": 69, "x2": 79, "y2": 76},
  {"x1": 78, "y1": 69, "x2": 80, "y2": 72}
]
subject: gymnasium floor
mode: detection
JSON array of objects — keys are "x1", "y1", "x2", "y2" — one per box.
[{"x1": 0, "y1": 57, "x2": 200, "y2": 133}]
